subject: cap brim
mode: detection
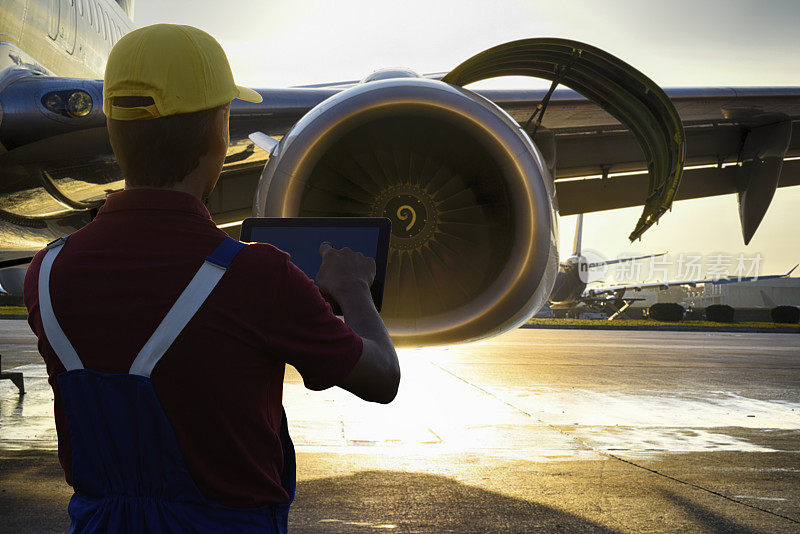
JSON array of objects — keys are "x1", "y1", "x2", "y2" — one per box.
[{"x1": 235, "y1": 85, "x2": 263, "y2": 103}]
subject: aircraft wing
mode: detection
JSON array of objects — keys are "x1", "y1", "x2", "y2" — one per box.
[
  {"x1": 285, "y1": 82, "x2": 800, "y2": 228},
  {"x1": 217, "y1": 84, "x2": 800, "y2": 247},
  {"x1": 587, "y1": 252, "x2": 667, "y2": 269},
  {"x1": 486, "y1": 87, "x2": 800, "y2": 234},
  {"x1": 585, "y1": 264, "x2": 798, "y2": 298},
  {"x1": 0, "y1": 54, "x2": 799, "y2": 259}
]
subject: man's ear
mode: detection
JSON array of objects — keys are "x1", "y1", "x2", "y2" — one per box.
[
  {"x1": 106, "y1": 117, "x2": 118, "y2": 152},
  {"x1": 217, "y1": 104, "x2": 231, "y2": 147},
  {"x1": 199, "y1": 105, "x2": 231, "y2": 200}
]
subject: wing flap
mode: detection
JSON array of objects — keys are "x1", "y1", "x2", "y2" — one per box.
[{"x1": 557, "y1": 157, "x2": 800, "y2": 216}]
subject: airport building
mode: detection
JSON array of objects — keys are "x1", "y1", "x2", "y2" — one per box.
[
  {"x1": 625, "y1": 277, "x2": 800, "y2": 320},
  {"x1": 684, "y1": 277, "x2": 800, "y2": 308},
  {"x1": 626, "y1": 278, "x2": 800, "y2": 308}
]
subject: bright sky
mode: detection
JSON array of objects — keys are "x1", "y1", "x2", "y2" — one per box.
[{"x1": 134, "y1": 0, "x2": 800, "y2": 283}]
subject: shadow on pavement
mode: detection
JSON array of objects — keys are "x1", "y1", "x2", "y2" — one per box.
[
  {"x1": 291, "y1": 470, "x2": 619, "y2": 533},
  {"x1": 4, "y1": 451, "x2": 797, "y2": 533},
  {"x1": 0, "y1": 451, "x2": 71, "y2": 534},
  {"x1": 1, "y1": 454, "x2": 618, "y2": 533},
  {"x1": 660, "y1": 489, "x2": 763, "y2": 534}
]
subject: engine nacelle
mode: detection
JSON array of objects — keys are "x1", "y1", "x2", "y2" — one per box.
[{"x1": 254, "y1": 78, "x2": 558, "y2": 347}]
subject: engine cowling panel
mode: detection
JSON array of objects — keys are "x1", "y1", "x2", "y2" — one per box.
[{"x1": 254, "y1": 78, "x2": 558, "y2": 346}]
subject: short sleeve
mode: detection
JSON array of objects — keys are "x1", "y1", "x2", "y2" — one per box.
[{"x1": 266, "y1": 254, "x2": 363, "y2": 391}]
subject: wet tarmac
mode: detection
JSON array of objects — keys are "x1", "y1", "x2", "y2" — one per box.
[{"x1": 1, "y1": 320, "x2": 799, "y2": 532}]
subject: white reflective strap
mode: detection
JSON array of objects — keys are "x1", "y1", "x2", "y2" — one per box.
[
  {"x1": 128, "y1": 261, "x2": 227, "y2": 377},
  {"x1": 38, "y1": 243, "x2": 84, "y2": 371}
]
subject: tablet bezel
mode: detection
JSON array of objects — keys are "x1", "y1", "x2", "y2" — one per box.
[{"x1": 240, "y1": 217, "x2": 391, "y2": 314}]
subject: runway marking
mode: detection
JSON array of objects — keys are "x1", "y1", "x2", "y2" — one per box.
[
  {"x1": 490, "y1": 388, "x2": 800, "y2": 431},
  {"x1": 318, "y1": 519, "x2": 397, "y2": 529},
  {"x1": 733, "y1": 496, "x2": 788, "y2": 502},
  {"x1": 569, "y1": 427, "x2": 775, "y2": 453},
  {"x1": 428, "y1": 360, "x2": 800, "y2": 526}
]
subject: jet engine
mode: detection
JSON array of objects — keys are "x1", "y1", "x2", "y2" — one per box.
[{"x1": 254, "y1": 77, "x2": 559, "y2": 347}]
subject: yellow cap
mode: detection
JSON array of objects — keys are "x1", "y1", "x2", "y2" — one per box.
[{"x1": 103, "y1": 24, "x2": 262, "y2": 121}]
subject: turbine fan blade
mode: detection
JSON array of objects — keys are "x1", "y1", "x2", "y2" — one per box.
[{"x1": 298, "y1": 115, "x2": 514, "y2": 319}]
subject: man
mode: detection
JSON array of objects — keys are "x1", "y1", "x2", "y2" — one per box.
[{"x1": 23, "y1": 24, "x2": 399, "y2": 533}]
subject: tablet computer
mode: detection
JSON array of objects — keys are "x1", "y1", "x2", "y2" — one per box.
[{"x1": 240, "y1": 217, "x2": 391, "y2": 314}]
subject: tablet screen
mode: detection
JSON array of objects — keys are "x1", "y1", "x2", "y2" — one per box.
[
  {"x1": 247, "y1": 226, "x2": 379, "y2": 282},
  {"x1": 241, "y1": 217, "x2": 391, "y2": 314}
]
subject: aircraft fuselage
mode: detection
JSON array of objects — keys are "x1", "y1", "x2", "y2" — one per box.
[
  {"x1": 548, "y1": 255, "x2": 588, "y2": 308},
  {"x1": 0, "y1": 0, "x2": 134, "y2": 80}
]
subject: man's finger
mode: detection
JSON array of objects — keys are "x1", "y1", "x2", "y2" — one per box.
[{"x1": 319, "y1": 241, "x2": 333, "y2": 257}]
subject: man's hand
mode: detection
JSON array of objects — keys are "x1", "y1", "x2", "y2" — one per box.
[
  {"x1": 316, "y1": 242, "x2": 376, "y2": 306},
  {"x1": 316, "y1": 242, "x2": 399, "y2": 404}
]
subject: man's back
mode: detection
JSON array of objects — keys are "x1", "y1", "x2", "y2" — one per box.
[{"x1": 24, "y1": 188, "x2": 362, "y2": 507}]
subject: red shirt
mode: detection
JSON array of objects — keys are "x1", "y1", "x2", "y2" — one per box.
[{"x1": 24, "y1": 189, "x2": 362, "y2": 507}]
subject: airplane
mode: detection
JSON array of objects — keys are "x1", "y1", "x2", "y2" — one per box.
[
  {"x1": 548, "y1": 213, "x2": 797, "y2": 319},
  {"x1": 760, "y1": 290, "x2": 799, "y2": 310},
  {"x1": 0, "y1": 0, "x2": 798, "y2": 346},
  {"x1": 548, "y1": 213, "x2": 666, "y2": 316}
]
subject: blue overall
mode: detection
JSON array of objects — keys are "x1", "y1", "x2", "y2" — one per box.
[{"x1": 38, "y1": 237, "x2": 296, "y2": 533}]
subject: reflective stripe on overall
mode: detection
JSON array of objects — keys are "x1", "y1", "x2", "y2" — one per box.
[{"x1": 39, "y1": 236, "x2": 296, "y2": 533}]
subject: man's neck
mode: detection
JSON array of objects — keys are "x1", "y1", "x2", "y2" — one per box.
[
  {"x1": 123, "y1": 151, "x2": 222, "y2": 202},
  {"x1": 125, "y1": 181, "x2": 206, "y2": 203},
  {"x1": 124, "y1": 170, "x2": 217, "y2": 203}
]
